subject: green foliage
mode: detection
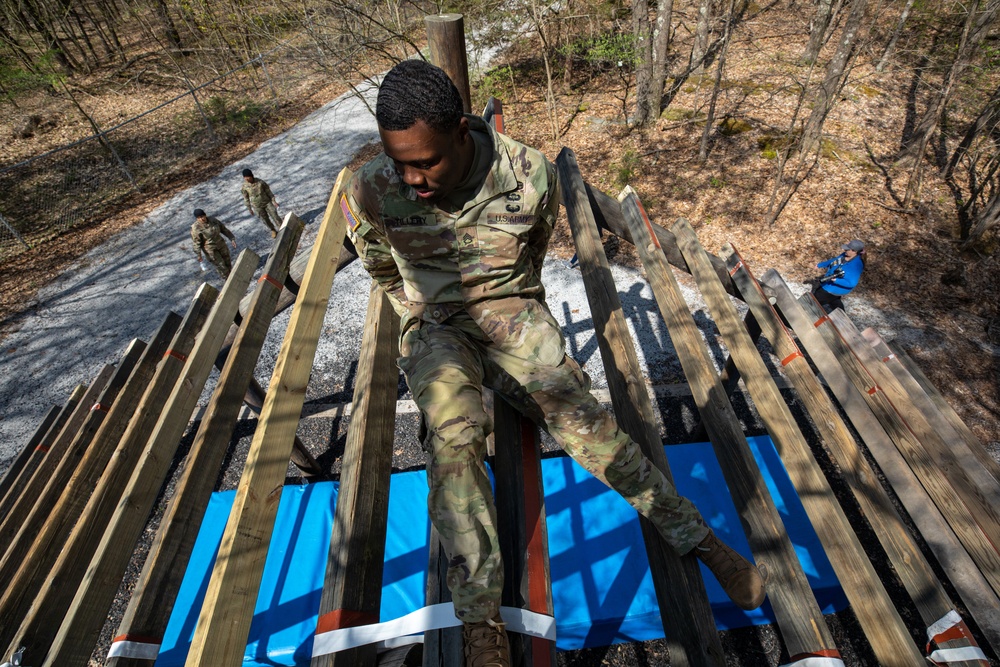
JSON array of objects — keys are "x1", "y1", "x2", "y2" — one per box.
[
  {"x1": 560, "y1": 32, "x2": 637, "y2": 70},
  {"x1": 473, "y1": 65, "x2": 515, "y2": 110},
  {"x1": 193, "y1": 96, "x2": 269, "y2": 136},
  {"x1": 760, "y1": 148, "x2": 778, "y2": 160},
  {"x1": 0, "y1": 59, "x2": 47, "y2": 96},
  {"x1": 718, "y1": 117, "x2": 752, "y2": 136},
  {"x1": 612, "y1": 150, "x2": 639, "y2": 187},
  {"x1": 709, "y1": 176, "x2": 725, "y2": 188},
  {"x1": 660, "y1": 107, "x2": 706, "y2": 124}
]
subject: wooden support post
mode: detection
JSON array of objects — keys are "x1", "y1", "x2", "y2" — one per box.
[
  {"x1": 106, "y1": 220, "x2": 304, "y2": 667},
  {"x1": 493, "y1": 397, "x2": 557, "y2": 667},
  {"x1": 423, "y1": 527, "x2": 464, "y2": 666},
  {"x1": 0, "y1": 405, "x2": 59, "y2": 520},
  {"x1": 862, "y1": 328, "x2": 1000, "y2": 487},
  {"x1": 35, "y1": 253, "x2": 259, "y2": 667},
  {"x1": 725, "y1": 247, "x2": 989, "y2": 665},
  {"x1": 311, "y1": 282, "x2": 399, "y2": 666},
  {"x1": 624, "y1": 198, "x2": 836, "y2": 657},
  {"x1": 557, "y1": 148, "x2": 724, "y2": 666},
  {"x1": 0, "y1": 340, "x2": 144, "y2": 550},
  {"x1": 0, "y1": 312, "x2": 182, "y2": 651},
  {"x1": 0, "y1": 290, "x2": 215, "y2": 659},
  {"x1": 182, "y1": 170, "x2": 349, "y2": 667},
  {"x1": 675, "y1": 219, "x2": 926, "y2": 666},
  {"x1": 760, "y1": 270, "x2": 1000, "y2": 653},
  {"x1": 425, "y1": 14, "x2": 471, "y2": 113},
  {"x1": 794, "y1": 294, "x2": 1000, "y2": 600},
  {"x1": 0, "y1": 367, "x2": 112, "y2": 534}
]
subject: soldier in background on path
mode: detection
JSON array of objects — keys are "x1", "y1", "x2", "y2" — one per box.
[
  {"x1": 191, "y1": 208, "x2": 237, "y2": 279},
  {"x1": 241, "y1": 168, "x2": 281, "y2": 237}
]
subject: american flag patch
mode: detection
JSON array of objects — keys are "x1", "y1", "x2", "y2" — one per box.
[{"x1": 341, "y1": 194, "x2": 360, "y2": 231}]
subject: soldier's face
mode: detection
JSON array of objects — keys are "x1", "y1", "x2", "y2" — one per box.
[{"x1": 379, "y1": 118, "x2": 473, "y2": 203}]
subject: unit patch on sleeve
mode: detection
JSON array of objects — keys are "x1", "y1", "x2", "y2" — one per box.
[{"x1": 341, "y1": 194, "x2": 361, "y2": 232}]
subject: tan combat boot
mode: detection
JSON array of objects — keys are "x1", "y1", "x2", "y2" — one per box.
[
  {"x1": 462, "y1": 613, "x2": 511, "y2": 667},
  {"x1": 695, "y1": 530, "x2": 767, "y2": 610}
]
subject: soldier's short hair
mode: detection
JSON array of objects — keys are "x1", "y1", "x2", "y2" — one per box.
[{"x1": 376, "y1": 60, "x2": 463, "y2": 133}]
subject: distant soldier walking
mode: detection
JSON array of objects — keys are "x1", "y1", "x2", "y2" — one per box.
[
  {"x1": 191, "y1": 208, "x2": 237, "y2": 279},
  {"x1": 241, "y1": 168, "x2": 281, "y2": 237}
]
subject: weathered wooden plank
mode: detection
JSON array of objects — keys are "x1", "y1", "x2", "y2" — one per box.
[
  {"x1": 0, "y1": 339, "x2": 144, "y2": 561},
  {"x1": 726, "y1": 248, "x2": 987, "y2": 665},
  {"x1": 677, "y1": 218, "x2": 926, "y2": 666},
  {"x1": 0, "y1": 312, "x2": 182, "y2": 651},
  {"x1": 423, "y1": 527, "x2": 464, "y2": 667},
  {"x1": 794, "y1": 294, "x2": 1000, "y2": 600},
  {"x1": 862, "y1": 328, "x2": 1000, "y2": 489},
  {"x1": 0, "y1": 405, "x2": 59, "y2": 520},
  {"x1": 105, "y1": 219, "x2": 304, "y2": 667},
  {"x1": 557, "y1": 148, "x2": 724, "y2": 667},
  {"x1": 0, "y1": 366, "x2": 112, "y2": 545},
  {"x1": 182, "y1": 169, "x2": 349, "y2": 667},
  {"x1": 888, "y1": 343, "x2": 1000, "y2": 487},
  {"x1": 625, "y1": 200, "x2": 835, "y2": 658},
  {"x1": 760, "y1": 270, "x2": 1000, "y2": 653},
  {"x1": 493, "y1": 396, "x2": 557, "y2": 667},
  {"x1": 0, "y1": 289, "x2": 214, "y2": 659},
  {"x1": 311, "y1": 282, "x2": 399, "y2": 667},
  {"x1": 34, "y1": 251, "x2": 259, "y2": 667}
]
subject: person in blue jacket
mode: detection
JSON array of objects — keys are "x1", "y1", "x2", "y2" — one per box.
[{"x1": 813, "y1": 239, "x2": 865, "y2": 313}]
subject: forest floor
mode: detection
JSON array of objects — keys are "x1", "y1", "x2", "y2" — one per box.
[{"x1": 0, "y1": 2, "x2": 998, "y2": 665}]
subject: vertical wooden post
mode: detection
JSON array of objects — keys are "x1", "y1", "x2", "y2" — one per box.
[
  {"x1": 182, "y1": 170, "x2": 349, "y2": 667},
  {"x1": 425, "y1": 14, "x2": 472, "y2": 113},
  {"x1": 311, "y1": 282, "x2": 399, "y2": 667},
  {"x1": 106, "y1": 219, "x2": 304, "y2": 667},
  {"x1": 558, "y1": 147, "x2": 723, "y2": 666}
]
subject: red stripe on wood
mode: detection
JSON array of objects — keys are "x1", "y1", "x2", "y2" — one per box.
[
  {"x1": 633, "y1": 197, "x2": 661, "y2": 250},
  {"x1": 930, "y1": 620, "x2": 977, "y2": 647},
  {"x1": 90, "y1": 403, "x2": 109, "y2": 412},
  {"x1": 867, "y1": 386, "x2": 879, "y2": 396},
  {"x1": 787, "y1": 648, "x2": 842, "y2": 661},
  {"x1": 259, "y1": 274, "x2": 283, "y2": 289},
  {"x1": 728, "y1": 261, "x2": 743, "y2": 277},
  {"x1": 814, "y1": 315, "x2": 830, "y2": 327},
  {"x1": 35, "y1": 445, "x2": 50, "y2": 453},
  {"x1": 780, "y1": 350, "x2": 804, "y2": 366},
  {"x1": 164, "y1": 349, "x2": 187, "y2": 362},
  {"x1": 494, "y1": 113, "x2": 505, "y2": 134},
  {"x1": 520, "y1": 418, "x2": 553, "y2": 666},
  {"x1": 315, "y1": 609, "x2": 379, "y2": 635}
]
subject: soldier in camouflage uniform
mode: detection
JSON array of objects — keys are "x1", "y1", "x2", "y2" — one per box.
[
  {"x1": 191, "y1": 208, "x2": 237, "y2": 279},
  {"x1": 241, "y1": 168, "x2": 281, "y2": 237},
  {"x1": 345, "y1": 61, "x2": 765, "y2": 667}
]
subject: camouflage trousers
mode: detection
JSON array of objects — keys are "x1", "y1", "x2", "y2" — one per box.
[
  {"x1": 254, "y1": 201, "x2": 281, "y2": 233},
  {"x1": 204, "y1": 244, "x2": 231, "y2": 279},
  {"x1": 398, "y1": 309, "x2": 708, "y2": 623}
]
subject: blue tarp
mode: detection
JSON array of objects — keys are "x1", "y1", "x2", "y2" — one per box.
[{"x1": 154, "y1": 436, "x2": 846, "y2": 665}]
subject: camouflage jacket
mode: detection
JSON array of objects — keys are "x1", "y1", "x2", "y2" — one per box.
[
  {"x1": 241, "y1": 178, "x2": 275, "y2": 209},
  {"x1": 191, "y1": 216, "x2": 235, "y2": 253},
  {"x1": 345, "y1": 115, "x2": 560, "y2": 344}
]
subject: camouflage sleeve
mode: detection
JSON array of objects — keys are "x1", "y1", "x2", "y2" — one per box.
[
  {"x1": 345, "y1": 179, "x2": 409, "y2": 317},
  {"x1": 526, "y1": 159, "x2": 559, "y2": 276},
  {"x1": 262, "y1": 180, "x2": 274, "y2": 202},
  {"x1": 191, "y1": 226, "x2": 204, "y2": 254},
  {"x1": 241, "y1": 184, "x2": 252, "y2": 209},
  {"x1": 217, "y1": 219, "x2": 236, "y2": 243}
]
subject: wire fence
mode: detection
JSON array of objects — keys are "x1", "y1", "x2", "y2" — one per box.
[{"x1": 0, "y1": 41, "x2": 337, "y2": 260}]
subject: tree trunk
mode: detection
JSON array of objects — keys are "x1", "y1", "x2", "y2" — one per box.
[
  {"x1": 632, "y1": 0, "x2": 654, "y2": 126},
  {"x1": 946, "y1": 82, "x2": 1000, "y2": 180},
  {"x1": 690, "y1": 0, "x2": 711, "y2": 74},
  {"x1": 962, "y1": 184, "x2": 1000, "y2": 247},
  {"x1": 699, "y1": 0, "x2": 736, "y2": 162},
  {"x1": 875, "y1": 0, "x2": 916, "y2": 72},
  {"x1": 902, "y1": 0, "x2": 999, "y2": 207},
  {"x1": 802, "y1": 0, "x2": 833, "y2": 64}
]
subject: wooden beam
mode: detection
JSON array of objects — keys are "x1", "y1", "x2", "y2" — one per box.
[
  {"x1": 676, "y1": 218, "x2": 927, "y2": 666},
  {"x1": 0, "y1": 366, "x2": 112, "y2": 543},
  {"x1": 624, "y1": 198, "x2": 836, "y2": 658},
  {"x1": 105, "y1": 219, "x2": 304, "y2": 667},
  {"x1": 35, "y1": 251, "x2": 260, "y2": 667},
  {"x1": 794, "y1": 294, "x2": 1000, "y2": 600},
  {"x1": 423, "y1": 527, "x2": 464, "y2": 666},
  {"x1": 862, "y1": 328, "x2": 1000, "y2": 488},
  {"x1": 0, "y1": 289, "x2": 214, "y2": 659},
  {"x1": 311, "y1": 282, "x2": 399, "y2": 667},
  {"x1": 182, "y1": 169, "x2": 349, "y2": 667},
  {"x1": 0, "y1": 311, "x2": 182, "y2": 651},
  {"x1": 759, "y1": 270, "x2": 1000, "y2": 653},
  {"x1": 0, "y1": 405, "x2": 59, "y2": 519},
  {"x1": 725, "y1": 248, "x2": 988, "y2": 665},
  {"x1": 557, "y1": 147, "x2": 723, "y2": 667}
]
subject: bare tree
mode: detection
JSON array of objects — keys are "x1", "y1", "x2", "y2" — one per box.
[
  {"x1": 631, "y1": 0, "x2": 653, "y2": 126},
  {"x1": 690, "y1": 0, "x2": 711, "y2": 74},
  {"x1": 802, "y1": 0, "x2": 834, "y2": 65},
  {"x1": 635, "y1": 0, "x2": 674, "y2": 126},
  {"x1": 698, "y1": 0, "x2": 736, "y2": 162},
  {"x1": 875, "y1": 0, "x2": 915, "y2": 72}
]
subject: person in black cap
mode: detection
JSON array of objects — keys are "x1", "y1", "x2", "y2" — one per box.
[
  {"x1": 240, "y1": 168, "x2": 281, "y2": 237},
  {"x1": 813, "y1": 239, "x2": 866, "y2": 313},
  {"x1": 191, "y1": 208, "x2": 237, "y2": 279}
]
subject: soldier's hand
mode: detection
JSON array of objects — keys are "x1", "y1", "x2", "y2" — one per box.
[{"x1": 231, "y1": 239, "x2": 237, "y2": 249}]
